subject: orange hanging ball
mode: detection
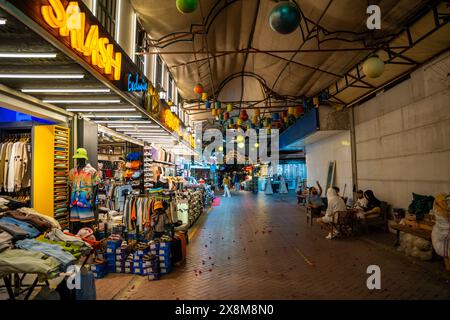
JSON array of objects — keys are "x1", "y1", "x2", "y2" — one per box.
[{"x1": 194, "y1": 84, "x2": 204, "y2": 94}]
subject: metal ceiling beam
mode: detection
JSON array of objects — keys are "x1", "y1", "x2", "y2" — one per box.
[
  {"x1": 327, "y1": 0, "x2": 450, "y2": 105},
  {"x1": 141, "y1": 47, "x2": 410, "y2": 55}
]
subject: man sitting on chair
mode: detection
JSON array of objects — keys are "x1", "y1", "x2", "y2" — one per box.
[{"x1": 317, "y1": 188, "x2": 347, "y2": 240}]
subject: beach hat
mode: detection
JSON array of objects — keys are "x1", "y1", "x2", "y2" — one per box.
[{"x1": 73, "y1": 148, "x2": 89, "y2": 160}]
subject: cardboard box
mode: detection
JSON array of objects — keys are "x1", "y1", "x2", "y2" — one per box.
[{"x1": 147, "y1": 273, "x2": 160, "y2": 281}]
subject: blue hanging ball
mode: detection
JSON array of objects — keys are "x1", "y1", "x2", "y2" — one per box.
[
  {"x1": 269, "y1": 2, "x2": 301, "y2": 35},
  {"x1": 205, "y1": 101, "x2": 211, "y2": 109}
]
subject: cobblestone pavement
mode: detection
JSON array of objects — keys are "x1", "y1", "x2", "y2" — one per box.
[{"x1": 96, "y1": 192, "x2": 450, "y2": 300}]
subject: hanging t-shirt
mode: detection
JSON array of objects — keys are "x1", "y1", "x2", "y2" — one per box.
[{"x1": 69, "y1": 164, "x2": 100, "y2": 223}]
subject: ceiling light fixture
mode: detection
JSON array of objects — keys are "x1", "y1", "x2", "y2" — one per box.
[
  {"x1": 117, "y1": 128, "x2": 166, "y2": 132},
  {"x1": 22, "y1": 88, "x2": 110, "y2": 93},
  {"x1": 43, "y1": 99, "x2": 121, "y2": 104},
  {"x1": 66, "y1": 108, "x2": 136, "y2": 112},
  {"x1": 127, "y1": 133, "x2": 171, "y2": 137},
  {"x1": 107, "y1": 125, "x2": 160, "y2": 129},
  {"x1": 95, "y1": 120, "x2": 152, "y2": 124},
  {"x1": 88, "y1": 115, "x2": 143, "y2": 118},
  {"x1": 0, "y1": 73, "x2": 84, "y2": 79},
  {"x1": 0, "y1": 53, "x2": 57, "y2": 58}
]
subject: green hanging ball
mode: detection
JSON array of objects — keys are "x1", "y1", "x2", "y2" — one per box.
[
  {"x1": 269, "y1": 1, "x2": 301, "y2": 35},
  {"x1": 176, "y1": 0, "x2": 198, "y2": 14}
]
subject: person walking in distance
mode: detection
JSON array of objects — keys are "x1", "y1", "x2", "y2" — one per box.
[
  {"x1": 233, "y1": 171, "x2": 240, "y2": 192},
  {"x1": 223, "y1": 175, "x2": 231, "y2": 198}
]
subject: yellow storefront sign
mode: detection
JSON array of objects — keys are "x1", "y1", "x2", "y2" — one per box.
[{"x1": 41, "y1": 0, "x2": 122, "y2": 80}]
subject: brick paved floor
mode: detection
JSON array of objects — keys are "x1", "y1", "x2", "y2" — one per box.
[{"x1": 96, "y1": 192, "x2": 450, "y2": 300}]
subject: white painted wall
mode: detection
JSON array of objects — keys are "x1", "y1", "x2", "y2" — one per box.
[
  {"x1": 354, "y1": 51, "x2": 450, "y2": 208},
  {"x1": 305, "y1": 131, "x2": 353, "y2": 198}
]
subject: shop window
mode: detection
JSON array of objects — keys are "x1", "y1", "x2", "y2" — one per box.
[
  {"x1": 155, "y1": 55, "x2": 164, "y2": 90},
  {"x1": 96, "y1": 0, "x2": 117, "y2": 39},
  {"x1": 135, "y1": 19, "x2": 146, "y2": 73},
  {"x1": 168, "y1": 74, "x2": 174, "y2": 102}
]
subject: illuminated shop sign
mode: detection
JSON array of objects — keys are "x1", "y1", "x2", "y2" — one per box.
[
  {"x1": 41, "y1": 0, "x2": 122, "y2": 80},
  {"x1": 127, "y1": 73, "x2": 148, "y2": 92}
]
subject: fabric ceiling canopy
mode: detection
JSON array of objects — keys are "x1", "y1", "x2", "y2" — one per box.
[{"x1": 131, "y1": 0, "x2": 449, "y2": 120}]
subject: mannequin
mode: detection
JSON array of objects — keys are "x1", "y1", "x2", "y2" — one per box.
[
  {"x1": 279, "y1": 176, "x2": 288, "y2": 194},
  {"x1": 69, "y1": 148, "x2": 100, "y2": 232}
]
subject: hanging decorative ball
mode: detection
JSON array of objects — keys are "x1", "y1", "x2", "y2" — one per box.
[
  {"x1": 239, "y1": 109, "x2": 248, "y2": 121},
  {"x1": 211, "y1": 108, "x2": 217, "y2": 116},
  {"x1": 288, "y1": 106, "x2": 295, "y2": 115},
  {"x1": 254, "y1": 109, "x2": 260, "y2": 117},
  {"x1": 205, "y1": 101, "x2": 211, "y2": 109},
  {"x1": 237, "y1": 118, "x2": 243, "y2": 126},
  {"x1": 272, "y1": 112, "x2": 280, "y2": 121},
  {"x1": 252, "y1": 115, "x2": 259, "y2": 124},
  {"x1": 362, "y1": 55, "x2": 385, "y2": 78},
  {"x1": 269, "y1": 1, "x2": 301, "y2": 35},
  {"x1": 295, "y1": 106, "x2": 304, "y2": 117},
  {"x1": 226, "y1": 103, "x2": 233, "y2": 112},
  {"x1": 214, "y1": 101, "x2": 221, "y2": 109},
  {"x1": 201, "y1": 92, "x2": 208, "y2": 101},
  {"x1": 176, "y1": 0, "x2": 198, "y2": 14},
  {"x1": 224, "y1": 112, "x2": 230, "y2": 120},
  {"x1": 194, "y1": 83, "x2": 204, "y2": 94},
  {"x1": 281, "y1": 110, "x2": 288, "y2": 118},
  {"x1": 313, "y1": 96, "x2": 320, "y2": 106}
]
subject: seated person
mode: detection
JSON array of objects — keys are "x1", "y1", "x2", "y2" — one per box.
[
  {"x1": 359, "y1": 190, "x2": 381, "y2": 220},
  {"x1": 317, "y1": 188, "x2": 347, "y2": 239},
  {"x1": 354, "y1": 190, "x2": 368, "y2": 211},
  {"x1": 306, "y1": 182, "x2": 324, "y2": 216},
  {"x1": 296, "y1": 186, "x2": 308, "y2": 205}
]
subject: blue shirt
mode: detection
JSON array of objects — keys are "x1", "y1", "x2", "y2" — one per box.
[{"x1": 306, "y1": 194, "x2": 324, "y2": 207}]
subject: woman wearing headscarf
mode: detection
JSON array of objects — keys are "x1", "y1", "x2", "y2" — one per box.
[{"x1": 317, "y1": 188, "x2": 347, "y2": 239}]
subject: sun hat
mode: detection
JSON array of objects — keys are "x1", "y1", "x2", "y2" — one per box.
[
  {"x1": 154, "y1": 201, "x2": 164, "y2": 210},
  {"x1": 73, "y1": 148, "x2": 89, "y2": 160}
]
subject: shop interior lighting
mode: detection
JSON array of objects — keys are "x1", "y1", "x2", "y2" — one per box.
[
  {"x1": 0, "y1": 19, "x2": 6, "y2": 25},
  {"x1": 107, "y1": 125, "x2": 160, "y2": 129},
  {"x1": 66, "y1": 108, "x2": 136, "y2": 112},
  {"x1": 0, "y1": 73, "x2": 84, "y2": 79},
  {"x1": 0, "y1": 53, "x2": 57, "y2": 58},
  {"x1": 22, "y1": 88, "x2": 111, "y2": 93},
  {"x1": 88, "y1": 115, "x2": 143, "y2": 118},
  {"x1": 43, "y1": 99, "x2": 121, "y2": 104},
  {"x1": 95, "y1": 120, "x2": 152, "y2": 124},
  {"x1": 127, "y1": 133, "x2": 172, "y2": 137},
  {"x1": 118, "y1": 128, "x2": 166, "y2": 132}
]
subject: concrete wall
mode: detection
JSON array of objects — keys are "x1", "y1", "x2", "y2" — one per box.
[
  {"x1": 354, "y1": 52, "x2": 450, "y2": 208},
  {"x1": 305, "y1": 131, "x2": 353, "y2": 198}
]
